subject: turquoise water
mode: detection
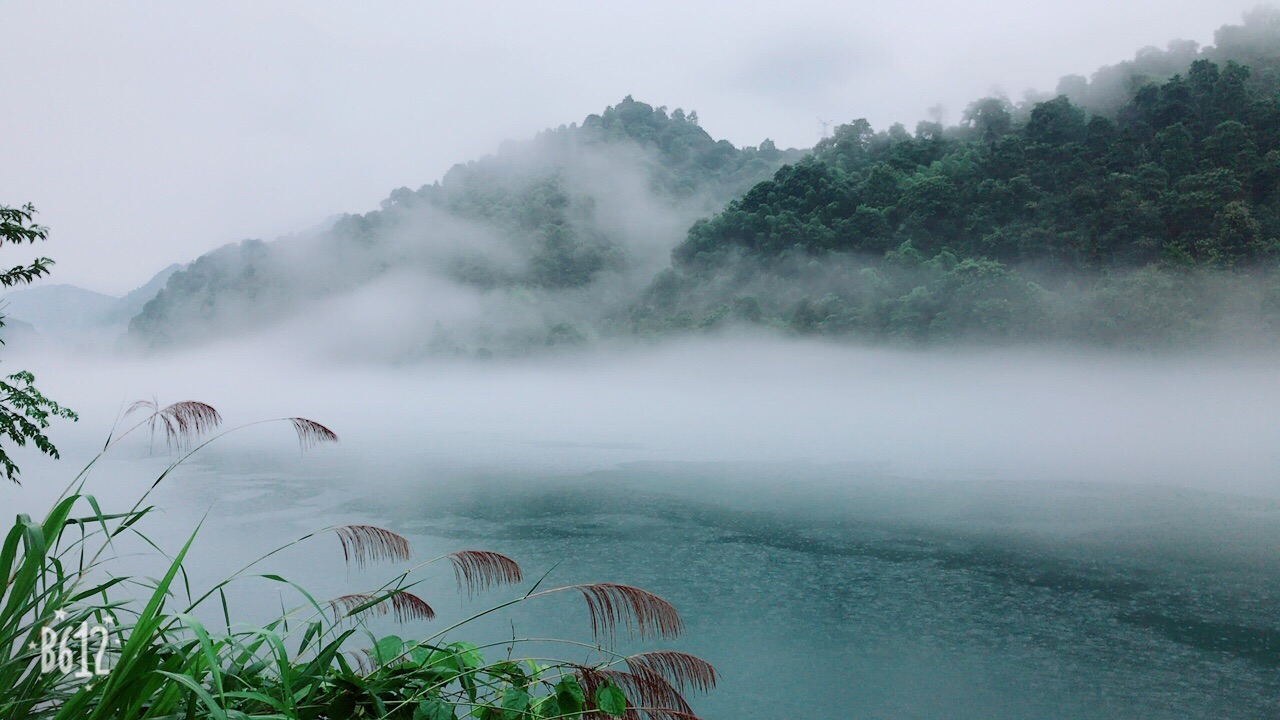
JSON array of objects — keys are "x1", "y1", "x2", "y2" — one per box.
[
  {"x1": 13, "y1": 343, "x2": 1280, "y2": 718},
  {"x1": 167, "y1": 458, "x2": 1280, "y2": 720}
]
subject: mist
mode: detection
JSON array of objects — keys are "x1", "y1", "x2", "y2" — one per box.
[
  {"x1": 5, "y1": 5, "x2": 1280, "y2": 719},
  {"x1": 0, "y1": 1, "x2": 1254, "y2": 295},
  {"x1": 12, "y1": 335, "x2": 1280, "y2": 498},
  {"x1": 112, "y1": 99, "x2": 806, "y2": 357},
  {"x1": 6, "y1": 335, "x2": 1280, "y2": 718}
]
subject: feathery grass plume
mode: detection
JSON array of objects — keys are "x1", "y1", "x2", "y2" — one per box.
[
  {"x1": 333, "y1": 525, "x2": 412, "y2": 568},
  {"x1": 628, "y1": 710, "x2": 705, "y2": 720},
  {"x1": 574, "y1": 668, "x2": 644, "y2": 720},
  {"x1": 0, "y1": 398, "x2": 721, "y2": 718},
  {"x1": 388, "y1": 590, "x2": 436, "y2": 622},
  {"x1": 625, "y1": 651, "x2": 718, "y2": 695},
  {"x1": 329, "y1": 591, "x2": 436, "y2": 622},
  {"x1": 125, "y1": 399, "x2": 222, "y2": 451},
  {"x1": 449, "y1": 550, "x2": 523, "y2": 596},
  {"x1": 578, "y1": 667, "x2": 694, "y2": 719},
  {"x1": 569, "y1": 667, "x2": 614, "y2": 720},
  {"x1": 344, "y1": 649, "x2": 373, "y2": 674},
  {"x1": 573, "y1": 583, "x2": 684, "y2": 644},
  {"x1": 289, "y1": 417, "x2": 339, "y2": 450},
  {"x1": 330, "y1": 592, "x2": 377, "y2": 620}
]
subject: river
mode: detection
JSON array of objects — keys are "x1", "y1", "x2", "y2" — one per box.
[{"x1": 7, "y1": 338, "x2": 1280, "y2": 718}]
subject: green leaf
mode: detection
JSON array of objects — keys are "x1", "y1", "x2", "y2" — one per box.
[
  {"x1": 410, "y1": 645, "x2": 436, "y2": 666},
  {"x1": 373, "y1": 635, "x2": 403, "y2": 665},
  {"x1": 554, "y1": 676, "x2": 585, "y2": 714},
  {"x1": 155, "y1": 671, "x2": 231, "y2": 720},
  {"x1": 415, "y1": 698, "x2": 456, "y2": 720},
  {"x1": 595, "y1": 683, "x2": 627, "y2": 717},
  {"x1": 501, "y1": 686, "x2": 531, "y2": 719},
  {"x1": 411, "y1": 646, "x2": 461, "y2": 684},
  {"x1": 491, "y1": 660, "x2": 529, "y2": 682},
  {"x1": 447, "y1": 640, "x2": 483, "y2": 668},
  {"x1": 530, "y1": 694, "x2": 560, "y2": 720}
]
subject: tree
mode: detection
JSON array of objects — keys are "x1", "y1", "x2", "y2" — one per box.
[
  {"x1": 0, "y1": 204, "x2": 77, "y2": 482},
  {"x1": 963, "y1": 96, "x2": 1014, "y2": 143}
]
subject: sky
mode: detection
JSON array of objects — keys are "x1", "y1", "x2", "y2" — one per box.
[{"x1": 0, "y1": 0, "x2": 1257, "y2": 295}]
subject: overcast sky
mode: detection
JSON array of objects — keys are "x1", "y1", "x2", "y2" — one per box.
[{"x1": 0, "y1": 1, "x2": 1256, "y2": 295}]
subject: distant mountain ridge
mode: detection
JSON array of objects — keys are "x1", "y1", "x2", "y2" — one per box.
[
  {"x1": 1, "y1": 264, "x2": 181, "y2": 338},
  {"x1": 128, "y1": 97, "x2": 803, "y2": 350},
  {"x1": 128, "y1": 9, "x2": 1280, "y2": 353},
  {"x1": 1, "y1": 284, "x2": 117, "y2": 333},
  {"x1": 104, "y1": 264, "x2": 183, "y2": 324}
]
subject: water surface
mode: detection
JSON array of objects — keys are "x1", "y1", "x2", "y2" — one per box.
[{"x1": 9, "y1": 340, "x2": 1280, "y2": 718}]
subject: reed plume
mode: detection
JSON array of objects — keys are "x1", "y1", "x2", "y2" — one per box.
[
  {"x1": 627, "y1": 710, "x2": 704, "y2": 720},
  {"x1": 332, "y1": 525, "x2": 412, "y2": 568},
  {"x1": 329, "y1": 591, "x2": 436, "y2": 622},
  {"x1": 125, "y1": 399, "x2": 222, "y2": 451},
  {"x1": 289, "y1": 417, "x2": 339, "y2": 450},
  {"x1": 5, "y1": 397, "x2": 721, "y2": 719},
  {"x1": 568, "y1": 583, "x2": 684, "y2": 644},
  {"x1": 624, "y1": 651, "x2": 718, "y2": 694},
  {"x1": 448, "y1": 550, "x2": 523, "y2": 596},
  {"x1": 577, "y1": 667, "x2": 694, "y2": 719}
]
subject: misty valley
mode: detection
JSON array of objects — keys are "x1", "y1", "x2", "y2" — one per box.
[{"x1": 4, "y1": 7, "x2": 1280, "y2": 720}]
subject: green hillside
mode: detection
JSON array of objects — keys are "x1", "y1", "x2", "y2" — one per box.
[
  {"x1": 129, "y1": 98, "x2": 801, "y2": 347},
  {"x1": 132, "y1": 9, "x2": 1280, "y2": 352},
  {"x1": 631, "y1": 9, "x2": 1280, "y2": 347}
]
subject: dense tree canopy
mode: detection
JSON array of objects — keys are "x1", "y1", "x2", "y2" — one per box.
[
  {"x1": 674, "y1": 57, "x2": 1279, "y2": 269},
  {"x1": 630, "y1": 11, "x2": 1280, "y2": 347}
]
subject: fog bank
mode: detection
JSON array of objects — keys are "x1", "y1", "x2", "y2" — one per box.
[{"x1": 9, "y1": 338, "x2": 1279, "y2": 506}]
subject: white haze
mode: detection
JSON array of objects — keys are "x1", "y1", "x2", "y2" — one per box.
[
  {"x1": 0, "y1": 8, "x2": 1274, "y2": 714},
  {"x1": 6, "y1": 338, "x2": 1280, "y2": 518},
  {"x1": 4, "y1": 338, "x2": 1277, "y2": 720},
  {"x1": 117, "y1": 122, "x2": 747, "y2": 355},
  {"x1": 0, "y1": 0, "x2": 1254, "y2": 295}
]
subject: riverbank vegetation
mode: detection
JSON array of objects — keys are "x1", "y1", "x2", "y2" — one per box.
[
  {"x1": 0, "y1": 401, "x2": 716, "y2": 719},
  {"x1": 0, "y1": 204, "x2": 77, "y2": 481}
]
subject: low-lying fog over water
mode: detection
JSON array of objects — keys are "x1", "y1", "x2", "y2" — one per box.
[{"x1": 7, "y1": 338, "x2": 1280, "y2": 719}]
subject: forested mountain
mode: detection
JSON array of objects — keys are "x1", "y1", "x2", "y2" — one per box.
[
  {"x1": 132, "y1": 9, "x2": 1280, "y2": 353},
  {"x1": 630, "y1": 8, "x2": 1280, "y2": 347},
  {"x1": 129, "y1": 99, "x2": 800, "y2": 350},
  {"x1": 675, "y1": 60, "x2": 1274, "y2": 267},
  {"x1": 101, "y1": 263, "x2": 182, "y2": 325}
]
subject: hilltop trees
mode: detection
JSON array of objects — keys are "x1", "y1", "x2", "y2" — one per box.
[
  {"x1": 641, "y1": 12, "x2": 1280, "y2": 347},
  {"x1": 672, "y1": 58, "x2": 1279, "y2": 270},
  {"x1": 130, "y1": 97, "x2": 801, "y2": 349}
]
